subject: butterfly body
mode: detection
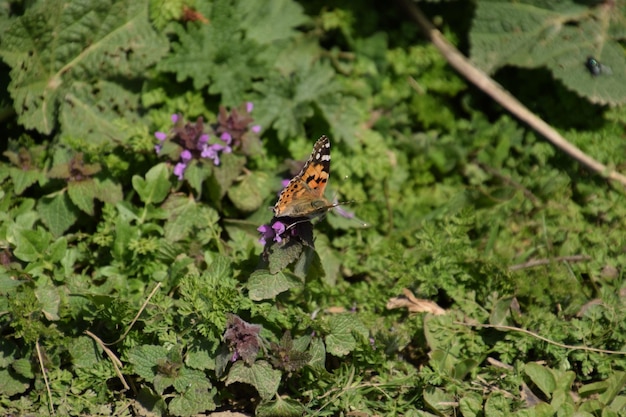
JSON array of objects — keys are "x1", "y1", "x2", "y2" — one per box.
[{"x1": 274, "y1": 136, "x2": 338, "y2": 219}]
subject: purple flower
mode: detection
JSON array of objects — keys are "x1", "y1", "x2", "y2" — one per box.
[
  {"x1": 220, "y1": 132, "x2": 233, "y2": 146},
  {"x1": 155, "y1": 131, "x2": 167, "y2": 141},
  {"x1": 281, "y1": 179, "x2": 291, "y2": 188},
  {"x1": 257, "y1": 221, "x2": 288, "y2": 245},
  {"x1": 155, "y1": 144, "x2": 162, "y2": 154},
  {"x1": 251, "y1": 125, "x2": 261, "y2": 134},
  {"x1": 257, "y1": 224, "x2": 274, "y2": 246},
  {"x1": 369, "y1": 337, "x2": 376, "y2": 350},
  {"x1": 201, "y1": 143, "x2": 227, "y2": 166},
  {"x1": 174, "y1": 162, "x2": 187, "y2": 180},
  {"x1": 180, "y1": 149, "x2": 192, "y2": 162},
  {"x1": 246, "y1": 102, "x2": 254, "y2": 113},
  {"x1": 198, "y1": 133, "x2": 209, "y2": 146},
  {"x1": 272, "y1": 221, "x2": 286, "y2": 243},
  {"x1": 171, "y1": 113, "x2": 179, "y2": 124}
]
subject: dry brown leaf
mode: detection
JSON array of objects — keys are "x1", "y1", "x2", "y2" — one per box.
[{"x1": 386, "y1": 288, "x2": 445, "y2": 315}]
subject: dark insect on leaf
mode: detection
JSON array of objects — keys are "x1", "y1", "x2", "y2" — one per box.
[{"x1": 585, "y1": 56, "x2": 612, "y2": 76}]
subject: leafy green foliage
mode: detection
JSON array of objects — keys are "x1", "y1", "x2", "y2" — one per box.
[
  {"x1": 470, "y1": 0, "x2": 626, "y2": 105},
  {"x1": 0, "y1": 0, "x2": 626, "y2": 416}
]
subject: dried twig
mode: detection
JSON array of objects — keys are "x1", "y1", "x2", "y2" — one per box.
[
  {"x1": 396, "y1": 0, "x2": 626, "y2": 187},
  {"x1": 509, "y1": 254, "x2": 591, "y2": 271},
  {"x1": 35, "y1": 340, "x2": 54, "y2": 415},
  {"x1": 456, "y1": 322, "x2": 626, "y2": 355}
]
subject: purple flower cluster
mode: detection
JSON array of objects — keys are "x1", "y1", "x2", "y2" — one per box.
[
  {"x1": 257, "y1": 221, "x2": 290, "y2": 245},
  {"x1": 154, "y1": 102, "x2": 261, "y2": 181}
]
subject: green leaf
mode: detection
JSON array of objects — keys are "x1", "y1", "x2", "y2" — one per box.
[
  {"x1": 208, "y1": 153, "x2": 247, "y2": 201},
  {"x1": 12, "y1": 228, "x2": 53, "y2": 262},
  {"x1": 524, "y1": 362, "x2": 557, "y2": 398},
  {"x1": 599, "y1": 371, "x2": 626, "y2": 406},
  {"x1": 324, "y1": 314, "x2": 369, "y2": 357},
  {"x1": 162, "y1": 194, "x2": 199, "y2": 242},
  {"x1": 35, "y1": 283, "x2": 61, "y2": 321},
  {"x1": 266, "y1": 239, "x2": 306, "y2": 274},
  {"x1": 247, "y1": 269, "x2": 300, "y2": 301},
  {"x1": 307, "y1": 337, "x2": 326, "y2": 371},
  {"x1": 225, "y1": 360, "x2": 281, "y2": 401},
  {"x1": 489, "y1": 297, "x2": 513, "y2": 326},
  {"x1": 255, "y1": 62, "x2": 338, "y2": 140},
  {"x1": 167, "y1": 368, "x2": 216, "y2": 416},
  {"x1": 70, "y1": 336, "x2": 100, "y2": 369},
  {"x1": 0, "y1": 369, "x2": 29, "y2": 396},
  {"x1": 168, "y1": 381, "x2": 216, "y2": 417},
  {"x1": 37, "y1": 193, "x2": 80, "y2": 237},
  {"x1": 127, "y1": 345, "x2": 169, "y2": 381},
  {"x1": 12, "y1": 358, "x2": 34, "y2": 379},
  {"x1": 132, "y1": 163, "x2": 171, "y2": 205},
  {"x1": 459, "y1": 392, "x2": 483, "y2": 417},
  {"x1": 256, "y1": 396, "x2": 306, "y2": 417},
  {"x1": 227, "y1": 171, "x2": 270, "y2": 212},
  {"x1": 470, "y1": 1, "x2": 626, "y2": 105},
  {"x1": 0, "y1": 0, "x2": 168, "y2": 135},
  {"x1": 59, "y1": 80, "x2": 145, "y2": 145},
  {"x1": 68, "y1": 179, "x2": 98, "y2": 215},
  {"x1": 483, "y1": 392, "x2": 510, "y2": 417},
  {"x1": 157, "y1": 0, "x2": 263, "y2": 105},
  {"x1": 237, "y1": 0, "x2": 309, "y2": 45},
  {"x1": 313, "y1": 234, "x2": 341, "y2": 286},
  {"x1": 9, "y1": 167, "x2": 43, "y2": 195}
]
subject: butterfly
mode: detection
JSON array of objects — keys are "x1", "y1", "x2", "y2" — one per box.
[{"x1": 273, "y1": 135, "x2": 341, "y2": 219}]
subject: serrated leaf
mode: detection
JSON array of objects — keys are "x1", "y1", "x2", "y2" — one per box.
[
  {"x1": 247, "y1": 269, "x2": 298, "y2": 300},
  {"x1": 0, "y1": 0, "x2": 168, "y2": 135},
  {"x1": 256, "y1": 396, "x2": 305, "y2": 417},
  {"x1": 157, "y1": 0, "x2": 262, "y2": 105},
  {"x1": 255, "y1": 62, "x2": 338, "y2": 140},
  {"x1": 127, "y1": 345, "x2": 169, "y2": 381},
  {"x1": 162, "y1": 194, "x2": 199, "y2": 242},
  {"x1": 11, "y1": 228, "x2": 53, "y2": 262},
  {"x1": 307, "y1": 337, "x2": 326, "y2": 371},
  {"x1": 209, "y1": 153, "x2": 247, "y2": 200},
  {"x1": 59, "y1": 80, "x2": 143, "y2": 145},
  {"x1": 9, "y1": 167, "x2": 42, "y2": 195},
  {"x1": 266, "y1": 239, "x2": 305, "y2": 274},
  {"x1": 12, "y1": 358, "x2": 34, "y2": 379},
  {"x1": 225, "y1": 360, "x2": 281, "y2": 401},
  {"x1": 168, "y1": 383, "x2": 216, "y2": 417},
  {"x1": 37, "y1": 193, "x2": 80, "y2": 237},
  {"x1": 324, "y1": 314, "x2": 369, "y2": 357},
  {"x1": 237, "y1": 0, "x2": 309, "y2": 45},
  {"x1": 0, "y1": 369, "x2": 29, "y2": 396},
  {"x1": 470, "y1": 1, "x2": 626, "y2": 105},
  {"x1": 97, "y1": 178, "x2": 123, "y2": 204},
  {"x1": 68, "y1": 179, "x2": 98, "y2": 215},
  {"x1": 524, "y1": 362, "x2": 556, "y2": 398},
  {"x1": 70, "y1": 336, "x2": 100, "y2": 369},
  {"x1": 132, "y1": 163, "x2": 171, "y2": 205},
  {"x1": 35, "y1": 283, "x2": 61, "y2": 321},
  {"x1": 227, "y1": 171, "x2": 269, "y2": 212}
]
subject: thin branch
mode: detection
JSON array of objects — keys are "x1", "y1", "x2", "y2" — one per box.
[
  {"x1": 105, "y1": 282, "x2": 161, "y2": 345},
  {"x1": 455, "y1": 322, "x2": 626, "y2": 355},
  {"x1": 85, "y1": 330, "x2": 130, "y2": 391},
  {"x1": 35, "y1": 340, "x2": 54, "y2": 416},
  {"x1": 396, "y1": 0, "x2": 626, "y2": 187},
  {"x1": 509, "y1": 254, "x2": 592, "y2": 271}
]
